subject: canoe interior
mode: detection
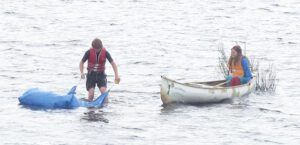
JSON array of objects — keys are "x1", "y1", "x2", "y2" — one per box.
[{"x1": 185, "y1": 80, "x2": 227, "y2": 87}]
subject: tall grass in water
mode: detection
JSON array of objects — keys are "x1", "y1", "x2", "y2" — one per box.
[
  {"x1": 217, "y1": 42, "x2": 229, "y2": 79},
  {"x1": 255, "y1": 64, "x2": 277, "y2": 94},
  {"x1": 217, "y1": 42, "x2": 277, "y2": 94}
]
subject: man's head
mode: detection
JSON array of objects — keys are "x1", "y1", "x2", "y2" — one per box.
[{"x1": 92, "y1": 38, "x2": 103, "y2": 49}]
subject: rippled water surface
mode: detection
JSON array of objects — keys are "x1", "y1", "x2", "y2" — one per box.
[{"x1": 1, "y1": 0, "x2": 300, "y2": 144}]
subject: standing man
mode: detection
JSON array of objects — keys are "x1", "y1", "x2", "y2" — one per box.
[{"x1": 80, "y1": 38, "x2": 120, "y2": 101}]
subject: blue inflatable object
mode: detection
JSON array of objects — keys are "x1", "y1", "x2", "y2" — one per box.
[{"x1": 18, "y1": 86, "x2": 109, "y2": 109}]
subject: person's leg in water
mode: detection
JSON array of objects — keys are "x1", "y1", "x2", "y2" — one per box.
[
  {"x1": 97, "y1": 72, "x2": 107, "y2": 94},
  {"x1": 88, "y1": 88, "x2": 95, "y2": 101},
  {"x1": 97, "y1": 73, "x2": 108, "y2": 102},
  {"x1": 85, "y1": 71, "x2": 96, "y2": 101},
  {"x1": 99, "y1": 87, "x2": 106, "y2": 94},
  {"x1": 100, "y1": 86, "x2": 108, "y2": 103}
]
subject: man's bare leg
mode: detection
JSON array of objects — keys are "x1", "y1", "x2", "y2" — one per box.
[
  {"x1": 99, "y1": 87, "x2": 107, "y2": 94},
  {"x1": 99, "y1": 87, "x2": 108, "y2": 102},
  {"x1": 88, "y1": 88, "x2": 95, "y2": 101}
]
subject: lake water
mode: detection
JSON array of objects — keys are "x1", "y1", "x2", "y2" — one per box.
[{"x1": 0, "y1": 0, "x2": 299, "y2": 144}]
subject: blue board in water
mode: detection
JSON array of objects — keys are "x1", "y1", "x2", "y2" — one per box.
[{"x1": 18, "y1": 86, "x2": 109, "y2": 109}]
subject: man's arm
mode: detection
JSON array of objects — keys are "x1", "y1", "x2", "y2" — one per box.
[
  {"x1": 111, "y1": 61, "x2": 120, "y2": 84},
  {"x1": 79, "y1": 60, "x2": 85, "y2": 79},
  {"x1": 80, "y1": 50, "x2": 89, "y2": 79}
]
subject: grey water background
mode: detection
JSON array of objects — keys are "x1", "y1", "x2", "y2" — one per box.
[{"x1": 0, "y1": 0, "x2": 299, "y2": 144}]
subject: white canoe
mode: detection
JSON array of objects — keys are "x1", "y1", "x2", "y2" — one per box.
[{"x1": 160, "y1": 75, "x2": 256, "y2": 104}]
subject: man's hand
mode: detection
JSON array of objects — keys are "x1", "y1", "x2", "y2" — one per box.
[
  {"x1": 81, "y1": 73, "x2": 85, "y2": 79},
  {"x1": 114, "y1": 77, "x2": 120, "y2": 84}
]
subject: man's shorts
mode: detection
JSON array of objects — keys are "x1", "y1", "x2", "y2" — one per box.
[{"x1": 86, "y1": 71, "x2": 107, "y2": 91}]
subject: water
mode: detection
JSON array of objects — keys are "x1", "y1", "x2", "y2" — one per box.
[{"x1": 1, "y1": 0, "x2": 300, "y2": 144}]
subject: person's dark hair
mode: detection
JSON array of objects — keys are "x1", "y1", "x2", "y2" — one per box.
[
  {"x1": 92, "y1": 38, "x2": 103, "y2": 49},
  {"x1": 229, "y1": 45, "x2": 243, "y2": 67}
]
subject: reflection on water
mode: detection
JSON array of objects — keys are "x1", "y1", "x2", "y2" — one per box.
[
  {"x1": 160, "y1": 103, "x2": 182, "y2": 114},
  {"x1": 161, "y1": 98, "x2": 233, "y2": 112},
  {"x1": 81, "y1": 109, "x2": 109, "y2": 123}
]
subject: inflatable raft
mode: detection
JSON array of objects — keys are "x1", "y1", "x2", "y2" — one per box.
[{"x1": 18, "y1": 86, "x2": 109, "y2": 109}]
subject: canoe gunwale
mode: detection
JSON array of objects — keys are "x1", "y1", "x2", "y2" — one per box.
[{"x1": 161, "y1": 75, "x2": 255, "y2": 90}]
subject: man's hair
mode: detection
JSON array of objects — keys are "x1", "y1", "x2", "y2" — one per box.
[{"x1": 92, "y1": 38, "x2": 103, "y2": 49}]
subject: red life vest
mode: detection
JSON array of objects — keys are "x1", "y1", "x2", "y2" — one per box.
[{"x1": 87, "y1": 48, "x2": 106, "y2": 72}]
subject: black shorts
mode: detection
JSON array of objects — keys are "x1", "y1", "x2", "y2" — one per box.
[{"x1": 86, "y1": 71, "x2": 107, "y2": 91}]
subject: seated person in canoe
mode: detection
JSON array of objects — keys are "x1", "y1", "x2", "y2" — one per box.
[{"x1": 227, "y1": 45, "x2": 252, "y2": 86}]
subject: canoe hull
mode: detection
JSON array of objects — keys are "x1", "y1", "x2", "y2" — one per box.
[{"x1": 160, "y1": 76, "x2": 256, "y2": 104}]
